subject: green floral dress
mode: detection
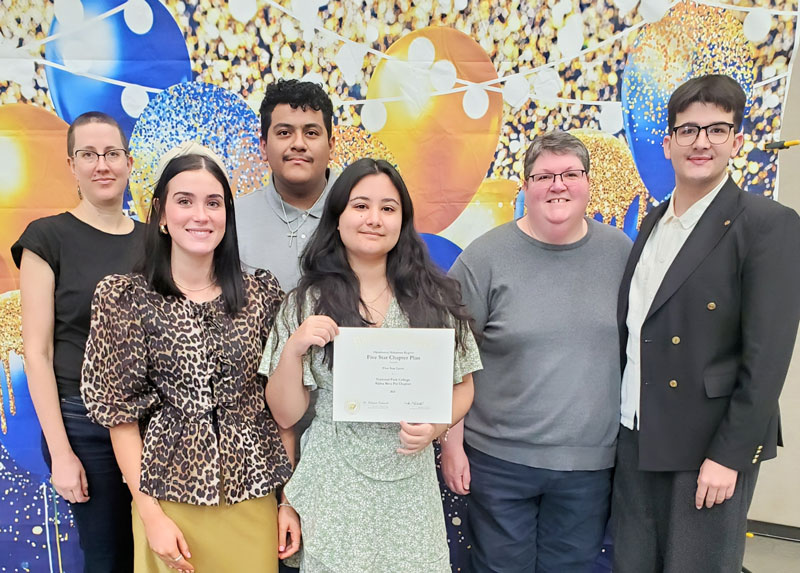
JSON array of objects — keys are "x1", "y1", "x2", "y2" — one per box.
[{"x1": 259, "y1": 292, "x2": 481, "y2": 573}]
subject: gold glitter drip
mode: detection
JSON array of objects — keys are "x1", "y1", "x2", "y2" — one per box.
[
  {"x1": 0, "y1": 290, "x2": 24, "y2": 434},
  {"x1": 571, "y1": 129, "x2": 648, "y2": 230},
  {"x1": 330, "y1": 125, "x2": 397, "y2": 171}
]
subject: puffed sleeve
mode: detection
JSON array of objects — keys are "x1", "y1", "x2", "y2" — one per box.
[
  {"x1": 453, "y1": 324, "x2": 482, "y2": 385},
  {"x1": 81, "y1": 275, "x2": 160, "y2": 427},
  {"x1": 251, "y1": 268, "x2": 284, "y2": 342},
  {"x1": 258, "y1": 291, "x2": 318, "y2": 391}
]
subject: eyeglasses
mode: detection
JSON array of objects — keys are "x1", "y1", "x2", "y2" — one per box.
[
  {"x1": 72, "y1": 149, "x2": 129, "y2": 165},
  {"x1": 528, "y1": 169, "x2": 587, "y2": 186},
  {"x1": 671, "y1": 123, "x2": 735, "y2": 147}
]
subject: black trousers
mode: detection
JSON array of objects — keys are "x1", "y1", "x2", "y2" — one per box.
[{"x1": 611, "y1": 426, "x2": 758, "y2": 573}]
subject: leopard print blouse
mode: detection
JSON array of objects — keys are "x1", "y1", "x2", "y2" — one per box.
[{"x1": 81, "y1": 270, "x2": 292, "y2": 506}]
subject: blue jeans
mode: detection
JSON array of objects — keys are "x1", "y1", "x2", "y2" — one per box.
[
  {"x1": 466, "y1": 443, "x2": 611, "y2": 573},
  {"x1": 42, "y1": 396, "x2": 133, "y2": 573}
]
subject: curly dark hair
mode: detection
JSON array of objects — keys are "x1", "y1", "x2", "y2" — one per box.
[
  {"x1": 295, "y1": 158, "x2": 475, "y2": 366},
  {"x1": 259, "y1": 79, "x2": 334, "y2": 142}
]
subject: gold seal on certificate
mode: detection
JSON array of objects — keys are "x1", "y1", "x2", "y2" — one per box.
[{"x1": 332, "y1": 327, "x2": 455, "y2": 423}]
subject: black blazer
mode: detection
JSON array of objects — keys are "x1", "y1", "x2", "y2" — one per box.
[{"x1": 618, "y1": 177, "x2": 800, "y2": 472}]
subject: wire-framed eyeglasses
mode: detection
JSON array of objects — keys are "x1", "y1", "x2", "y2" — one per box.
[
  {"x1": 528, "y1": 169, "x2": 587, "y2": 186},
  {"x1": 671, "y1": 123, "x2": 735, "y2": 147},
  {"x1": 72, "y1": 149, "x2": 129, "y2": 165}
]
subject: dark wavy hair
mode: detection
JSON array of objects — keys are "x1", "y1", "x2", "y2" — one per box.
[
  {"x1": 295, "y1": 158, "x2": 474, "y2": 364},
  {"x1": 668, "y1": 74, "x2": 747, "y2": 131},
  {"x1": 137, "y1": 154, "x2": 245, "y2": 314},
  {"x1": 260, "y1": 79, "x2": 334, "y2": 141}
]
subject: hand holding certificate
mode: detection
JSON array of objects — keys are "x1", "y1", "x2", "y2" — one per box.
[{"x1": 332, "y1": 327, "x2": 455, "y2": 423}]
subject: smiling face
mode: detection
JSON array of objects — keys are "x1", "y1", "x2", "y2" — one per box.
[
  {"x1": 663, "y1": 102, "x2": 743, "y2": 195},
  {"x1": 260, "y1": 103, "x2": 334, "y2": 197},
  {"x1": 337, "y1": 173, "x2": 403, "y2": 265},
  {"x1": 160, "y1": 169, "x2": 227, "y2": 262},
  {"x1": 68, "y1": 121, "x2": 132, "y2": 205},
  {"x1": 522, "y1": 150, "x2": 590, "y2": 242}
]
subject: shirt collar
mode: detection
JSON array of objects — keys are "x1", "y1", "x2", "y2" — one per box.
[
  {"x1": 663, "y1": 173, "x2": 728, "y2": 230},
  {"x1": 266, "y1": 169, "x2": 334, "y2": 222}
]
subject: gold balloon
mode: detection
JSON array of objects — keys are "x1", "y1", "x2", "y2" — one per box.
[
  {"x1": 367, "y1": 27, "x2": 503, "y2": 234},
  {"x1": 570, "y1": 129, "x2": 647, "y2": 230},
  {"x1": 0, "y1": 105, "x2": 76, "y2": 293}
]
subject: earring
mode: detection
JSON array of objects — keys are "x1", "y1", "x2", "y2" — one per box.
[
  {"x1": 159, "y1": 224, "x2": 168, "y2": 235},
  {"x1": 77, "y1": 186, "x2": 83, "y2": 200}
]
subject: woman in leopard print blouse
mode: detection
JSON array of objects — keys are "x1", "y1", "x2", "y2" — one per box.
[{"x1": 81, "y1": 144, "x2": 297, "y2": 572}]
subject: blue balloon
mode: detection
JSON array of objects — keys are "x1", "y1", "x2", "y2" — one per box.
[
  {"x1": 44, "y1": 0, "x2": 191, "y2": 137},
  {"x1": 0, "y1": 355, "x2": 48, "y2": 478},
  {"x1": 420, "y1": 233, "x2": 463, "y2": 272}
]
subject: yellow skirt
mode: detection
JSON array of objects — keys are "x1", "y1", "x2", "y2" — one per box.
[{"x1": 132, "y1": 492, "x2": 278, "y2": 573}]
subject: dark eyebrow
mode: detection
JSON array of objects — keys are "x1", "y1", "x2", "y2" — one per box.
[
  {"x1": 272, "y1": 122, "x2": 323, "y2": 131},
  {"x1": 349, "y1": 196, "x2": 400, "y2": 205}
]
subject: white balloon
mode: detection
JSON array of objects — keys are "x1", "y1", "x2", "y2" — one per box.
[
  {"x1": 763, "y1": 93, "x2": 780, "y2": 109},
  {"x1": 335, "y1": 43, "x2": 368, "y2": 86},
  {"x1": 124, "y1": 0, "x2": 153, "y2": 35},
  {"x1": 454, "y1": 0, "x2": 468, "y2": 12},
  {"x1": 743, "y1": 8, "x2": 772, "y2": 43},
  {"x1": 599, "y1": 102, "x2": 624, "y2": 134},
  {"x1": 120, "y1": 85, "x2": 150, "y2": 118},
  {"x1": 361, "y1": 100, "x2": 387, "y2": 133},
  {"x1": 54, "y1": 0, "x2": 84, "y2": 30},
  {"x1": 437, "y1": 0, "x2": 451, "y2": 12},
  {"x1": 502, "y1": 74, "x2": 529, "y2": 108},
  {"x1": 408, "y1": 37, "x2": 436, "y2": 69},
  {"x1": 430, "y1": 59, "x2": 457, "y2": 92},
  {"x1": 612, "y1": 0, "x2": 638, "y2": 17},
  {"x1": 301, "y1": 72, "x2": 325, "y2": 86},
  {"x1": 639, "y1": 0, "x2": 670, "y2": 24},
  {"x1": 366, "y1": 24, "x2": 379, "y2": 44},
  {"x1": 556, "y1": 14, "x2": 584, "y2": 59},
  {"x1": 532, "y1": 68, "x2": 562, "y2": 101},
  {"x1": 509, "y1": 138, "x2": 522, "y2": 153},
  {"x1": 463, "y1": 85, "x2": 489, "y2": 120},
  {"x1": 229, "y1": 0, "x2": 258, "y2": 24}
]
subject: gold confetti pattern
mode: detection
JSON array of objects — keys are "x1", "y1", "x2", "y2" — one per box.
[{"x1": 0, "y1": 291, "x2": 23, "y2": 434}]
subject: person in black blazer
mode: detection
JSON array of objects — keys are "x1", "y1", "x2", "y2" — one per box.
[{"x1": 612, "y1": 74, "x2": 800, "y2": 573}]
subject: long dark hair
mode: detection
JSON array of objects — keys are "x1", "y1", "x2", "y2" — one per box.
[
  {"x1": 295, "y1": 158, "x2": 474, "y2": 363},
  {"x1": 137, "y1": 153, "x2": 245, "y2": 314}
]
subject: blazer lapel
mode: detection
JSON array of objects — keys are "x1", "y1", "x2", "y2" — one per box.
[
  {"x1": 617, "y1": 201, "x2": 668, "y2": 327},
  {"x1": 645, "y1": 178, "x2": 745, "y2": 321}
]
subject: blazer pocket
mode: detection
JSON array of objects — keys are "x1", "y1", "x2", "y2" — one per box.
[{"x1": 704, "y1": 371, "x2": 738, "y2": 398}]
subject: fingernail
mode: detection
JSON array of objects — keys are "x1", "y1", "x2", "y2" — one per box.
[
  {"x1": 279, "y1": 545, "x2": 285, "y2": 551},
  {"x1": 186, "y1": 552, "x2": 191, "y2": 558}
]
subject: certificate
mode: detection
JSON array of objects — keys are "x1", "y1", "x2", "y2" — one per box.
[{"x1": 332, "y1": 327, "x2": 455, "y2": 423}]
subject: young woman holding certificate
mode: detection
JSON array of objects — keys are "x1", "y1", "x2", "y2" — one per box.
[{"x1": 262, "y1": 158, "x2": 482, "y2": 573}]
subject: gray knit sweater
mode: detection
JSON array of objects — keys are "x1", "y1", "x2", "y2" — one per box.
[{"x1": 449, "y1": 218, "x2": 632, "y2": 470}]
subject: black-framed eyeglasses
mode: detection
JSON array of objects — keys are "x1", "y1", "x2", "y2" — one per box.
[
  {"x1": 72, "y1": 149, "x2": 129, "y2": 165},
  {"x1": 671, "y1": 122, "x2": 735, "y2": 147},
  {"x1": 528, "y1": 169, "x2": 587, "y2": 186}
]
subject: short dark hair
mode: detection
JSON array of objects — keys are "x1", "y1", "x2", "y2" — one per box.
[
  {"x1": 668, "y1": 74, "x2": 747, "y2": 131},
  {"x1": 295, "y1": 158, "x2": 474, "y2": 364},
  {"x1": 260, "y1": 79, "x2": 334, "y2": 142},
  {"x1": 523, "y1": 131, "x2": 590, "y2": 179},
  {"x1": 67, "y1": 111, "x2": 128, "y2": 155},
  {"x1": 138, "y1": 154, "x2": 245, "y2": 314}
]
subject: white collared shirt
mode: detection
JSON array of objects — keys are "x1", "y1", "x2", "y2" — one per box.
[{"x1": 620, "y1": 175, "x2": 728, "y2": 429}]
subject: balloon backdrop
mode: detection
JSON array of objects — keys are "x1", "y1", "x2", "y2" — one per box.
[
  {"x1": 365, "y1": 27, "x2": 504, "y2": 234},
  {"x1": 0, "y1": 104, "x2": 77, "y2": 293},
  {"x1": 128, "y1": 82, "x2": 266, "y2": 220},
  {"x1": 44, "y1": 0, "x2": 191, "y2": 137},
  {"x1": 621, "y1": 2, "x2": 755, "y2": 203},
  {"x1": 440, "y1": 178, "x2": 518, "y2": 248}
]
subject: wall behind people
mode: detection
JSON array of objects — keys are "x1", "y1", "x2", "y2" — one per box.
[
  {"x1": 748, "y1": 45, "x2": 800, "y2": 530},
  {"x1": 0, "y1": 1, "x2": 796, "y2": 569}
]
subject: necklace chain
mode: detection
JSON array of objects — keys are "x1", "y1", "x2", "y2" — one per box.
[
  {"x1": 280, "y1": 197, "x2": 310, "y2": 247},
  {"x1": 174, "y1": 278, "x2": 216, "y2": 292},
  {"x1": 362, "y1": 282, "x2": 390, "y2": 304}
]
